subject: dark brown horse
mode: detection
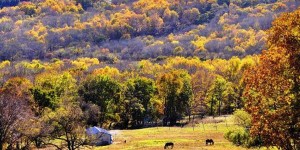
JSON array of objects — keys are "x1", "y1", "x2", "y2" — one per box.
[
  {"x1": 206, "y1": 139, "x2": 214, "y2": 145},
  {"x1": 164, "y1": 142, "x2": 174, "y2": 149}
]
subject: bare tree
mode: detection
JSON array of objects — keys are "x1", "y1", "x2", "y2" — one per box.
[{"x1": 0, "y1": 93, "x2": 33, "y2": 150}]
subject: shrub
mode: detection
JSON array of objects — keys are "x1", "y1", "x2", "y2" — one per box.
[
  {"x1": 233, "y1": 109, "x2": 251, "y2": 128},
  {"x1": 225, "y1": 128, "x2": 263, "y2": 147},
  {"x1": 225, "y1": 128, "x2": 249, "y2": 146}
]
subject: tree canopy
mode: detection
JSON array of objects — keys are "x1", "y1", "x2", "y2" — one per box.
[{"x1": 243, "y1": 8, "x2": 300, "y2": 150}]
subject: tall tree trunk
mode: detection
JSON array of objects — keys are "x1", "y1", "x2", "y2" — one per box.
[
  {"x1": 210, "y1": 102, "x2": 213, "y2": 116},
  {"x1": 0, "y1": 141, "x2": 3, "y2": 150},
  {"x1": 67, "y1": 140, "x2": 71, "y2": 150},
  {"x1": 218, "y1": 99, "x2": 221, "y2": 116},
  {"x1": 170, "y1": 117, "x2": 177, "y2": 126},
  {"x1": 124, "y1": 119, "x2": 129, "y2": 129},
  {"x1": 71, "y1": 140, "x2": 75, "y2": 150}
]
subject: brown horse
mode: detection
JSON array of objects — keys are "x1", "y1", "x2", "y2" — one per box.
[
  {"x1": 164, "y1": 142, "x2": 174, "y2": 149},
  {"x1": 206, "y1": 139, "x2": 214, "y2": 145}
]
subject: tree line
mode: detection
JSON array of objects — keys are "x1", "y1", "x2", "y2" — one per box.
[{"x1": 0, "y1": 55, "x2": 257, "y2": 149}]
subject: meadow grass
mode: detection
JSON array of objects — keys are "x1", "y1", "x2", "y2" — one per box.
[
  {"x1": 92, "y1": 116, "x2": 262, "y2": 150},
  {"x1": 40, "y1": 115, "x2": 278, "y2": 150}
]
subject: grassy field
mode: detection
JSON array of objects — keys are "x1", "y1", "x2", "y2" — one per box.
[{"x1": 91, "y1": 116, "x2": 257, "y2": 150}]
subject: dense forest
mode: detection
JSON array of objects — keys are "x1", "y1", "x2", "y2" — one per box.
[
  {"x1": 0, "y1": 0, "x2": 299, "y2": 150},
  {"x1": 0, "y1": 0, "x2": 299, "y2": 61}
]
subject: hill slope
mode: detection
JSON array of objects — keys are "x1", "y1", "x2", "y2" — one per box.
[{"x1": 0, "y1": 0, "x2": 299, "y2": 62}]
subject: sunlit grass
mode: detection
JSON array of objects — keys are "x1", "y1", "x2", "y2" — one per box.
[
  {"x1": 93, "y1": 116, "x2": 258, "y2": 150},
  {"x1": 41, "y1": 116, "x2": 277, "y2": 150}
]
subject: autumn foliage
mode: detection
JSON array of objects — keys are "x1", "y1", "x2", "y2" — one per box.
[
  {"x1": 0, "y1": 0, "x2": 300, "y2": 149},
  {"x1": 243, "y1": 9, "x2": 300, "y2": 150},
  {"x1": 0, "y1": 0, "x2": 298, "y2": 61}
]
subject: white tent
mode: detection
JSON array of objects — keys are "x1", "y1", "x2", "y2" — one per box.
[{"x1": 86, "y1": 126, "x2": 113, "y2": 146}]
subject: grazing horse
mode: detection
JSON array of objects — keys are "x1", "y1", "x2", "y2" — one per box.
[
  {"x1": 164, "y1": 142, "x2": 174, "y2": 149},
  {"x1": 206, "y1": 139, "x2": 214, "y2": 145}
]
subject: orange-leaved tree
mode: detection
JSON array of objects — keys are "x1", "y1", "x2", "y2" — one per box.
[{"x1": 243, "y1": 9, "x2": 300, "y2": 149}]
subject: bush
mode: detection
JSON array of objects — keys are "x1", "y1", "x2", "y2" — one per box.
[
  {"x1": 225, "y1": 128, "x2": 262, "y2": 147},
  {"x1": 225, "y1": 128, "x2": 249, "y2": 146},
  {"x1": 233, "y1": 109, "x2": 251, "y2": 128}
]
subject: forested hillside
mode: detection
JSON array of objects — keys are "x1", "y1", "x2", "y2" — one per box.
[
  {"x1": 0, "y1": 0, "x2": 299, "y2": 150},
  {"x1": 0, "y1": 0, "x2": 299, "y2": 61}
]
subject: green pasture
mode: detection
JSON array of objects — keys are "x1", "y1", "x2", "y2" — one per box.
[
  {"x1": 38, "y1": 115, "x2": 278, "y2": 150},
  {"x1": 92, "y1": 116, "x2": 269, "y2": 150}
]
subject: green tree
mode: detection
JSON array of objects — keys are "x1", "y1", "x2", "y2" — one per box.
[
  {"x1": 156, "y1": 70, "x2": 192, "y2": 126},
  {"x1": 31, "y1": 88, "x2": 58, "y2": 113},
  {"x1": 121, "y1": 77, "x2": 155, "y2": 128},
  {"x1": 225, "y1": 109, "x2": 261, "y2": 147},
  {"x1": 79, "y1": 75, "x2": 121, "y2": 127},
  {"x1": 207, "y1": 76, "x2": 227, "y2": 116},
  {"x1": 32, "y1": 72, "x2": 77, "y2": 113}
]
